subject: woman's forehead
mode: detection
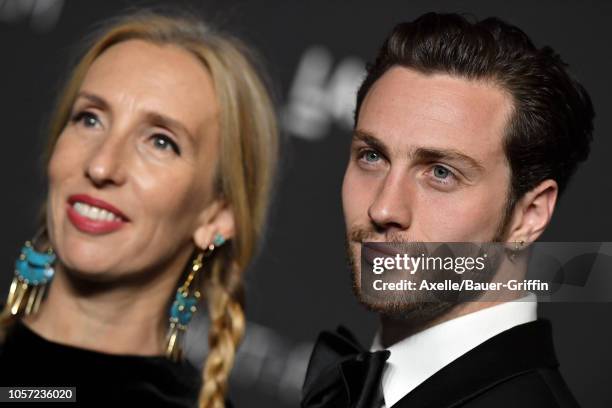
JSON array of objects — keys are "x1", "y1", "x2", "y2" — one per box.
[{"x1": 80, "y1": 39, "x2": 219, "y2": 138}]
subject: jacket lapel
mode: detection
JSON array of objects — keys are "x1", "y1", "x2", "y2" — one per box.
[{"x1": 390, "y1": 320, "x2": 558, "y2": 408}]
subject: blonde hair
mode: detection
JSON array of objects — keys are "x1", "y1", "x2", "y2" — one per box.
[{"x1": 9, "y1": 11, "x2": 277, "y2": 408}]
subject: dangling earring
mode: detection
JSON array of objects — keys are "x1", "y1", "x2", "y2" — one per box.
[
  {"x1": 165, "y1": 233, "x2": 225, "y2": 361},
  {"x1": 4, "y1": 240, "x2": 56, "y2": 318}
]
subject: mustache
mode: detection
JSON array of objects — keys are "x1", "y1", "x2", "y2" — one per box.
[
  {"x1": 347, "y1": 226, "x2": 430, "y2": 263},
  {"x1": 348, "y1": 226, "x2": 418, "y2": 244}
]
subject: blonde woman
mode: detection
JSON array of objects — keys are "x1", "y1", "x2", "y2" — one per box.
[{"x1": 0, "y1": 11, "x2": 277, "y2": 408}]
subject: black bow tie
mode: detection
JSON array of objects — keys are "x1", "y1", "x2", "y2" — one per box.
[{"x1": 302, "y1": 326, "x2": 390, "y2": 408}]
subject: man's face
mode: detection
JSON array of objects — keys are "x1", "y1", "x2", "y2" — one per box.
[{"x1": 343, "y1": 66, "x2": 514, "y2": 316}]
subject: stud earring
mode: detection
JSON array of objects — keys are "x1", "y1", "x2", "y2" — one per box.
[
  {"x1": 3, "y1": 240, "x2": 55, "y2": 318},
  {"x1": 508, "y1": 240, "x2": 526, "y2": 262},
  {"x1": 515, "y1": 240, "x2": 525, "y2": 251},
  {"x1": 212, "y1": 233, "x2": 225, "y2": 248}
]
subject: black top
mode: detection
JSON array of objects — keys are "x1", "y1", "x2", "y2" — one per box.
[{"x1": 0, "y1": 321, "x2": 201, "y2": 407}]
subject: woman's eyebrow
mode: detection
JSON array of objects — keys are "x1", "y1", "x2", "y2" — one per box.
[
  {"x1": 144, "y1": 111, "x2": 193, "y2": 140},
  {"x1": 75, "y1": 91, "x2": 109, "y2": 110},
  {"x1": 75, "y1": 91, "x2": 195, "y2": 142}
]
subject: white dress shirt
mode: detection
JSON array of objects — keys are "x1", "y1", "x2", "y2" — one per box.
[{"x1": 370, "y1": 294, "x2": 538, "y2": 408}]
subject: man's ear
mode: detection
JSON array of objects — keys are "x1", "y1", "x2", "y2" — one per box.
[
  {"x1": 505, "y1": 179, "x2": 558, "y2": 244},
  {"x1": 193, "y1": 199, "x2": 235, "y2": 250}
]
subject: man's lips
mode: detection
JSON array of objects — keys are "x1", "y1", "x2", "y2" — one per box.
[
  {"x1": 67, "y1": 194, "x2": 129, "y2": 221},
  {"x1": 358, "y1": 241, "x2": 429, "y2": 267},
  {"x1": 361, "y1": 243, "x2": 402, "y2": 268},
  {"x1": 364, "y1": 241, "x2": 405, "y2": 257}
]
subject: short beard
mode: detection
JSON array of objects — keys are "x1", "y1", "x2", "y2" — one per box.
[{"x1": 346, "y1": 204, "x2": 512, "y2": 324}]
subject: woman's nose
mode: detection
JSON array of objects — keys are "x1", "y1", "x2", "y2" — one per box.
[{"x1": 84, "y1": 135, "x2": 128, "y2": 188}]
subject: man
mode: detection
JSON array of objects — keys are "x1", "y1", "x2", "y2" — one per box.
[{"x1": 302, "y1": 12, "x2": 594, "y2": 408}]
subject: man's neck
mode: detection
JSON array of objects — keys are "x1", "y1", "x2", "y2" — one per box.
[
  {"x1": 379, "y1": 300, "x2": 507, "y2": 348},
  {"x1": 380, "y1": 256, "x2": 530, "y2": 347}
]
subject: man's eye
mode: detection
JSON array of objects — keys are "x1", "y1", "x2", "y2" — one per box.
[
  {"x1": 428, "y1": 164, "x2": 459, "y2": 188},
  {"x1": 433, "y1": 165, "x2": 450, "y2": 179},
  {"x1": 73, "y1": 111, "x2": 101, "y2": 128},
  {"x1": 359, "y1": 149, "x2": 381, "y2": 163},
  {"x1": 151, "y1": 134, "x2": 181, "y2": 155}
]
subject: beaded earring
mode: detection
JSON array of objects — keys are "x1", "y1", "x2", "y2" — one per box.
[
  {"x1": 4, "y1": 240, "x2": 56, "y2": 317},
  {"x1": 165, "y1": 233, "x2": 225, "y2": 361}
]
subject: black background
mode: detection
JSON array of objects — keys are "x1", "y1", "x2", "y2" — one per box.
[{"x1": 1, "y1": 0, "x2": 610, "y2": 407}]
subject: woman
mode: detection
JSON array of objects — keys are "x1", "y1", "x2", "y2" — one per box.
[{"x1": 0, "y1": 10, "x2": 278, "y2": 408}]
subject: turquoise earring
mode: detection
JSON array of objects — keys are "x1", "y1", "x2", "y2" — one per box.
[
  {"x1": 213, "y1": 233, "x2": 225, "y2": 247},
  {"x1": 165, "y1": 252, "x2": 203, "y2": 361},
  {"x1": 4, "y1": 241, "x2": 56, "y2": 317},
  {"x1": 165, "y1": 234, "x2": 226, "y2": 361}
]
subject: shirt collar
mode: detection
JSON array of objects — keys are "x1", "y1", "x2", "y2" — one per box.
[{"x1": 371, "y1": 293, "x2": 537, "y2": 408}]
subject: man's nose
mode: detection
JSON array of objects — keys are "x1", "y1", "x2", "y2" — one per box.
[
  {"x1": 84, "y1": 132, "x2": 128, "y2": 188},
  {"x1": 367, "y1": 169, "x2": 413, "y2": 233}
]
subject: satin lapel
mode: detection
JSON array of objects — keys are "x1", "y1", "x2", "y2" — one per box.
[{"x1": 302, "y1": 326, "x2": 390, "y2": 408}]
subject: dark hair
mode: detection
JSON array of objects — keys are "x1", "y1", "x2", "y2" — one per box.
[{"x1": 356, "y1": 12, "x2": 594, "y2": 209}]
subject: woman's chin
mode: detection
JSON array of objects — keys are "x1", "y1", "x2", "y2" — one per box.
[
  {"x1": 60, "y1": 261, "x2": 118, "y2": 283},
  {"x1": 53, "y1": 237, "x2": 126, "y2": 275}
]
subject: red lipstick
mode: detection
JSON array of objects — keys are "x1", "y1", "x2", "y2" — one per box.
[{"x1": 66, "y1": 194, "x2": 128, "y2": 234}]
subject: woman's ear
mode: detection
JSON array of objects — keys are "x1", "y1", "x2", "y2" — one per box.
[
  {"x1": 193, "y1": 199, "x2": 235, "y2": 250},
  {"x1": 505, "y1": 179, "x2": 558, "y2": 244}
]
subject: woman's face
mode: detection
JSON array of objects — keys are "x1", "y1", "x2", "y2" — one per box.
[{"x1": 47, "y1": 39, "x2": 228, "y2": 280}]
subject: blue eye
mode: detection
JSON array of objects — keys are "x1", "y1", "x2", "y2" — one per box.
[
  {"x1": 433, "y1": 165, "x2": 450, "y2": 179},
  {"x1": 361, "y1": 150, "x2": 380, "y2": 163},
  {"x1": 151, "y1": 134, "x2": 181, "y2": 155}
]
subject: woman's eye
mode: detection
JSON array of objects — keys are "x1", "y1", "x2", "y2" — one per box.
[
  {"x1": 151, "y1": 134, "x2": 181, "y2": 155},
  {"x1": 73, "y1": 111, "x2": 101, "y2": 128}
]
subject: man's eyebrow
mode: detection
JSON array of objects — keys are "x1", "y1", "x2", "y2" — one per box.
[
  {"x1": 412, "y1": 147, "x2": 485, "y2": 171},
  {"x1": 353, "y1": 130, "x2": 485, "y2": 171},
  {"x1": 352, "y1": 130, "x2": 390, "y2": 158}
]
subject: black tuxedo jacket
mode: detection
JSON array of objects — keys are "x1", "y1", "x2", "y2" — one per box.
[{"x1": 390, "y1": 320, "x2": 579, "y2": 408}]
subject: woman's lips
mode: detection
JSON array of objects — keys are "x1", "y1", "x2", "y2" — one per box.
[
  {"x1": 66, "y1": 194, "x2": 128, "y2": 234},
  {"x1": 67, "y1": 194, "x2": 129, "y2": 220},
  {"x1": 66, "y1": 203, "x2": 126, "y2": 234}
]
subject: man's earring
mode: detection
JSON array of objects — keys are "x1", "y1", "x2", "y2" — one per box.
[
  {"x1": 3, "y1": 240, "x2": 55, "y2": 318},
  {"x1": 508, "y1": 240, "x2": 525, "y2": 262}
]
